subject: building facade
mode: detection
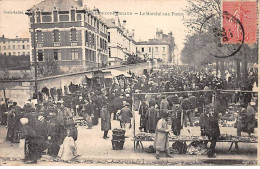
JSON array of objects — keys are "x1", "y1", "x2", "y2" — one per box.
[
  {"x1": 0, "y1": 35, "x2": 30, "y2": 56},
  {"x1": 104, "y1": 14, "x2": 136, "y2": 66},
  {"x1": 136, "y1": 40, "x2": 170, "y2": 62},
  {"x1": 26, "y1": 0, "x2": 108, "y2": 71},
  {"x1": 155, "y1": 29, "x2": 175, "y2": 62}
]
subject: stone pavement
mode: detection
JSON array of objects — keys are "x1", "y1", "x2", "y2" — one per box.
[{"x1": 0, "y1": 112, "x2": 258, "y2": 166}]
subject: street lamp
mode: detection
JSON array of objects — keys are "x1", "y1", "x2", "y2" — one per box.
[{"x1": 25, "y1": 9, "x2": 38, "y2": 105}]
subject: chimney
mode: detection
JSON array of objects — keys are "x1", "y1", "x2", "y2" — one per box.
[
  {"x1": 132, "y1": 29, "x2": 135, "y2": 39},
  {"x1": 123, "y1": 20, "x2": 126, "y2": 27},
  {"x1": 114, "y1": 11, "x2": 119, "y2": 26},
  {"x1": 77, "y1": 0, "x2": 83, "y2": 6}
]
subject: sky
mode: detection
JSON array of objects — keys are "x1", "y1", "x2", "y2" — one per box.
[{"x1": 0, "y1": 0, "x2": 190, "y2": 61}]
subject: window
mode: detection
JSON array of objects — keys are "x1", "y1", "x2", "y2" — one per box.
[
  {"x1": 53, "y1": 30, "x2": 59, "y2": 42},
  {"x1": 163, "y1": 47, "x2": 165, "y2": 52},
  {"x1": 155, "y1": 47, "x2": 158, "y2": 52},
  {"x1": 71, "y1": 49, "x2": 78, "y2": 60},
  {"x1": 53, "y1": 10, "x2": 58, "y2": 22},
  {"x1": 36, "y1": 11, "x2": 41, "y2": 23},
  {"x1": 4, "y1": 52, "x2": 6, "y2": 55},
  {"x1": 54, "y1": 49, "x2": 61, "y2": 60},
  {"x1": 8, "y1": 45, "x2": 10, "y2": 49},
  {"x1": 37, "y1": 30, "x2": 43, "y2": 42},
  {"x1": 22, "y1": 52, "x2": 25, "y2": 55},
  {"x1": 108, "y1": 48, "x2": 111, "y2": 57},
  {"x1": 108, "y1": 32, "x2": 110, "y2": 42},
  {"x1": 13, "y1": 52, "x2": 16, "y2": 55},
  {"x1": 17, "y1": 45, "x2": 20, "y2": 49},
  {"x1": 148, "y1": 47, "x2": 151, "y2": 52},
  {"x1": 13, "y1": 45, "x2": 15, "y2": 49},
  {"x1": 8, "y1": 52, "x2": 11, "y2": 55},
  {"x1": 3, "y1": 46, "x2": 6, "y2": 49},
  {"x1": 71, "y1": 9, "x2": 75, "y2": 21},
  {"x1": 17, "y1": 52, "x2": 20, "y2": 56},
  {"x1": 27, "y1": 45, "x2": 29, "y2": 49},
  {"x1": 141, "y1": 47, "x2": 144, "y2": 52},
  {"x1": 71, "y1": 28, "x2": 77, "y2": 41},
  {"x1": 85, "y1": 31, "x2": 89, "y2": 44},
  {"x1": 38, "y1": 50, "x2": 43, "y2": 61},
  {"x1": 22, "y1": 45, "x2": 25, "y2": 49}
]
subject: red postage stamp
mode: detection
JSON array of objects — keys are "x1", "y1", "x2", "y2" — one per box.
[{"x1": 222, "y1": 0, "x2": 257, "y2": 44}]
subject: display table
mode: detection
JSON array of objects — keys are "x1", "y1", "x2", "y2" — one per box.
[{"x1": 132, "y1": 137, "x2": 258, "y2": 152}]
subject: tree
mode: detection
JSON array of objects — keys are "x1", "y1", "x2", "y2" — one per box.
[
  {"x1": 37, "y1": 59, "x2": 63, "y2": 77},
  {"x1": 182, "y1": 0, "x2": 258, "y2": 84}
]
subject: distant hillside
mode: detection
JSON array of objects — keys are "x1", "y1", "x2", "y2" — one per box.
[{"x1": 0, "y1": 55, "x2": 30, "y2": 70}]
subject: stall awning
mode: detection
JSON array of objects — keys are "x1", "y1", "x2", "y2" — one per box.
[
  {"x1": 103, "y1": 70, "x2": 131, "y2": 78},
  {"x1": 85, "y1": 72, "x2": 93, "y2": 79}
]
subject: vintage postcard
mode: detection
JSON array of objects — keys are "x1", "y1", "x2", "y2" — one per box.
[{"x1": 0, "y1": 0, "x2": 259, "y2": 166}]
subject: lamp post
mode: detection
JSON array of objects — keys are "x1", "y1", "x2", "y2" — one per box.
[{"x1": 26, "y1": 10, "x2": 38, "y2": 105}]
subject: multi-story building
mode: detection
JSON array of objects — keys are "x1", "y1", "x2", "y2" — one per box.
[
  {"x1": 104, "y1": 13, "x2": 136, "y2": 66},
  {"x1": 136, "y1": 29, "x2": 175, "y2": 63},
  {"x1": 0, "y1": 35, "x2": 30, "y2": 56},
  {"x1": 136, "y1": 39, "x2": 170, "y2": 62},
  {"x1": 155, "y1": 29, "x2": 175, "y2": 62},
  {"x1": 26, "y1": 0, "x2": 108, "y2": 71}
]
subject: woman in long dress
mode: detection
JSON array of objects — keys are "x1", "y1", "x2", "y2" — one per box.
[{"x1": 58, "y1": 130, "x2": 77, "y2": 161}]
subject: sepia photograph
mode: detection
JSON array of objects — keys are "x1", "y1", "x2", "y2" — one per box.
[{"x1": 0, "y1": 0, "x2": 259, "y2": 166}]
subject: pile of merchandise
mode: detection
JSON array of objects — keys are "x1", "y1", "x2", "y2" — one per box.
[
  {"x1": 186, "y1": 141, "x2": 208, "y2": 155},
  {"x1": 218, "y1": 134, "x2": 258, "y2": 142},
  {"x1": 74, "y1": 117, "x2": 88, "y2": 126},
  {"x1": 134, "y1": 132, "x2": 154, "y2": 141},
  {"x1": 169, "y1": 135, "x2": 208, "y2": 141}
]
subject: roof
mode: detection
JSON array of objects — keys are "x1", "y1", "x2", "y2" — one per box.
[
  {"x1": 103, "y1": 18, "x2": 120, "y2": 29},
  {"x1": 0, "y1": 36, "x2": 29, "y2": 43},
  {"x1": 29, "y1": 0, "x2": 83, "y2": 12},
  {"x1": 136, "y1": 39, "x2": 170, "y2": 46}
]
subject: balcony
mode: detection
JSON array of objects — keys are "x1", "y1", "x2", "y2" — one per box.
[
  {"x1": 37, "y1": 43, "x2": 43, "y2": 47},
  {"x1": 53, "y1": 42, "x2": 60, "y2": 47},
  {"x1": 71, "y1": 42, "x2": 78, "y2": 46}
]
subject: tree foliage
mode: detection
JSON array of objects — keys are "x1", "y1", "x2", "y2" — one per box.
[{"x1": 37, "y1": 59, "x2": 63, "y2": 77}]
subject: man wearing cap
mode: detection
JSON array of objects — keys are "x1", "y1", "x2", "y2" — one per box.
[
  {"x1": 154, "y1": 111, "x2": 173, "y2": 159},
  {"x1": 180, "y1": 96, "x2": 193, "y2": 127},
  {"x1": 246, "y1": 102, "x2": 257, "y2": 135},
  {"x1": 100, "y1": 102, "x2": 111, "y2": 139},
  {"x1": 205, "y1": 109, "x2": 220, "y2": 158},
  {"x1": 119, "y1": 103, "x2": 132, "y2": 136}
]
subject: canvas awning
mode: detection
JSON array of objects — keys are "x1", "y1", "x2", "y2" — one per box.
[
  {"x1": 102, "y1": 70, "x2": 131, "y2": 78},
  {"x1": 85, "y1": 72, "x2": 93, "y2": 79}
]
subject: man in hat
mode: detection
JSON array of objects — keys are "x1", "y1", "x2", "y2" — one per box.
[
  {"x1": 180, "y1": 96, "x2": 193, "y2": 127},
  {"x1": 160, "y1": 96, "x2": 169, "y2": 118},
  {"x1": 83, "y1": 100, "x2": 94, "y2": 129},
  {"x1": 154, "y1": 111, "x2": 173, "y2": 159},
  {"x1": 205, "y1": 108, "x2": 220, "y2": 158},
  {"x1": 139, "y1": 100, "x2": 148, "y2": 132},
  {"x1": 119, "y1": 103, "x2": 132, "y2": 136},
  {"x1": 35, "y1": 115, "x2": 47, "y2": 155},
  {"x1": 20, "y1": 118, "x2": 39, "y2": 163},
  {"x1": 100, "y1": 102, "x2": 111, "y2": 139}
]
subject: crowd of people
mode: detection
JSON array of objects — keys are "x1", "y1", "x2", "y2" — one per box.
[{"x1": 0, "y1": 64, "x2": 258, "y2": 161}]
